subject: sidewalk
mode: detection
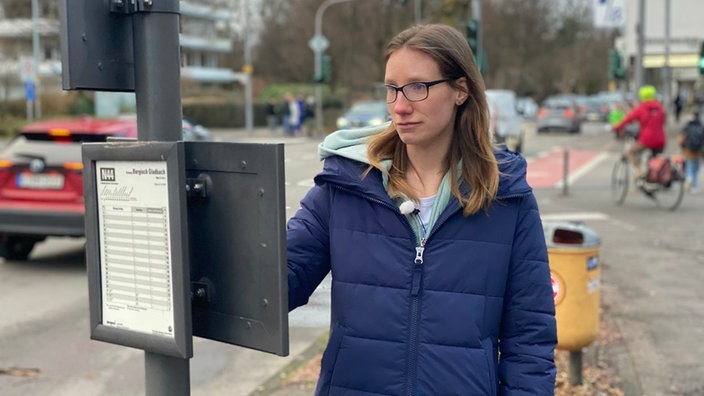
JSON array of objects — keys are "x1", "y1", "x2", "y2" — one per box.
[{"x1": 209, "y1": 126, "x2": 325, "y2": 145}]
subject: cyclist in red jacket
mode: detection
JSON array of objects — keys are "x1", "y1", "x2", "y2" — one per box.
[{"x1": 613, "y1": 85, "x2": 667, "y2": 179}]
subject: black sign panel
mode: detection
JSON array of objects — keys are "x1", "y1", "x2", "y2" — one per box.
[
  {"x1": 185, "y1": 142, "x2": 289, "y2": 357},
  {"x1": 59, "y1": 0, "x2": 135, "y2": 91}
]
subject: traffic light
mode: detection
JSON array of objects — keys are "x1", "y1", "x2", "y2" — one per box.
[
  {"x1": 609, "y1": 48, "x2": 626, "y2": 80},
  {"x1": 321, "y1": 54, "x2": 331, "y2": 83},
  {"x1": 699, "y1": 42, "x2": 704, "y2": 76},
  {"x1": 466, "y1": 18, "x2": 479, "y2": 56},
  {"x1": 314, "y1": 54, "x2": 332, "y2": 84}
]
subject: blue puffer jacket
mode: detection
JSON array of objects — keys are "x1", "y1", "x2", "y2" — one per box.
[{"x1": 287, "y1": 146, "x2": 556, "y2": 395}]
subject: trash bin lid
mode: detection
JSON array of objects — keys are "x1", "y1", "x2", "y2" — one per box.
[{"x1": 542, "y1": 220, "x2": 601, "y2": 248}]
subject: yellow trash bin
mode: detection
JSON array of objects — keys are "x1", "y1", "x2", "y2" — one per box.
[{"x1": 544, "y1": 221, "x2": 601, "y2": 351}]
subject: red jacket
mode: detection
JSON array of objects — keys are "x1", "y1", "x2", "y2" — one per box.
[{"x1": 615, "y1": 100, "x2": 667, "y2": 150}]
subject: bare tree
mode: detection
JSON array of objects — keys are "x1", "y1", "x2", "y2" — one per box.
[
  {"x1": 253, "y1": 0, "x2": 414, "y2": 93},
  {"x1": 249, "y1": 0, "x2": 611, "y2": 102},
  {"x1": 478, "y1": 0, "x2": 613, "y2": 99}
]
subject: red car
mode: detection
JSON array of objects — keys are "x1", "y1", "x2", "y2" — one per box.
[{"x1": 0, "y1": 116, "x2": 209, "y2": 260}]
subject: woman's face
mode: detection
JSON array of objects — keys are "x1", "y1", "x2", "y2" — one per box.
[{"x1": 385, "y1": 48, "x2": 467, "y2": 149}]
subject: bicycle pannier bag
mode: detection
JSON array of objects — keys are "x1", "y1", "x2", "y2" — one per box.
[{"x1": 646, "y1": 156, "x2": 672, "y2": 185}]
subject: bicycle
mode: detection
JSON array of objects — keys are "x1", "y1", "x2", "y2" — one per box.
[{"x1": 611, "y1": 128, "x2": 686, "y2": 211}]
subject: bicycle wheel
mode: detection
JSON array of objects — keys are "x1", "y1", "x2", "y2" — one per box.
[
  {"x1": 654, "y1": 162, "x2": 685, "y2": 211},
  {"x1": 611, "y1": 156, "x2": 629, "y2": 205}
]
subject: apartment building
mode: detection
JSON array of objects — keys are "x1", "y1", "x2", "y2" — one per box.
[
  {"x1": 618, "y1": 0, "x2": 704, "y2": 97},
  {"x1": 0, "y1": 0, "x2": 235, "y2": 102}
]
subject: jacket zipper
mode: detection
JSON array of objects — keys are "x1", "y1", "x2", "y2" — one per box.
[
  {"x1": 407, "y1": 207, "x2": 435, "y2": 395},
  {"x1": 328, "y1": 183, "x2": 531, "y2": 395},
  {"x1": 406, "y1": 231, "x2": 425, "y2": 396},
  {"x1": 330, "y1": 185, "x2": 425, "y2": 395}
]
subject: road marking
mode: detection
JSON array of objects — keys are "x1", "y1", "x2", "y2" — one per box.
[
  {"x1": 554, "y1": 152, "x2": 610, "y2": 188},
  {"x1": 527, "y1": 148, "x2": 605, "y2": 188},
  {"x1": 297, "y1": 179, "x2": 314, "y2": 187},
  {"x1": 541, "y1": 212, "x2": 609, "y2": 221}
]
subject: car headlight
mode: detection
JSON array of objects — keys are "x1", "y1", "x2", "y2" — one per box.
[
  {"x1": 367, "y1": 118, "x2": 384, "y2": 127},
  {"x1": 336, "y1": 117, "x2": 349, "y2": 129}
]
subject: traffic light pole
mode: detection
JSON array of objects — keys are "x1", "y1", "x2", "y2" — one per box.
[
  {"x1": 314, "y1": 0, "x2": 354, "y2": 136},
  {"x1": 662, "y1": 0, "x2": 671, "y2": 109},
  {"x1": 633, "y1": 0, "x2": 645, "y2": 98}
]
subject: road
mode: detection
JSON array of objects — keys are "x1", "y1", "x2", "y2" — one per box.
[{"x1": 1, "y1": 122, "x2": 703, "y2": 395}]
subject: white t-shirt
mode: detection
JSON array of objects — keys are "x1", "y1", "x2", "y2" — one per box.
[{"x1": 418, "y1": 195, "x2": 436, "y2": 234}]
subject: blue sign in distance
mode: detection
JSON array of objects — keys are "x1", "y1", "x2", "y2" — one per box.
[{"x1": 25, "y1": 82, "x2": 35, "y2": 101}]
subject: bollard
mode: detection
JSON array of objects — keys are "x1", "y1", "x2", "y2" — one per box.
[{"x1": 562, "y1": 149, "x2": 569, "y2": 195}]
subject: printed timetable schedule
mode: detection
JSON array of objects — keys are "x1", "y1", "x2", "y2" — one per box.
[{"x1": 96, "y1": 160, "x2": 176, "y2": 338}]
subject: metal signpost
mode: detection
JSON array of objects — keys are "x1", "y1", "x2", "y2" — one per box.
[
  {"x1": 59, "y1": 0, "x2": 289, "y2": 394},
  {"x1": 19, "y1": 55, "x2": 35, "y2": 121}
]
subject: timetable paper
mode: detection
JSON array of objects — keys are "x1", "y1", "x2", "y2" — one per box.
[{"x1": 95, "y1": 160, "x2": 175, "y2": 338}]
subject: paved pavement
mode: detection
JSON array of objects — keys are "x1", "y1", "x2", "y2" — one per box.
[{"x1": 208, "y1": 126, "x2": 324, "y2": 145}]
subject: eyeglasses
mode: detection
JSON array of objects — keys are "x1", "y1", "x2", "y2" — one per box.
[{"x1": 384, "y1": 79, "x2": 450, "y2": 104}]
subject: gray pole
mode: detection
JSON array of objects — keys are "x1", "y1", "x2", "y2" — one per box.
[
  {"x1": 472, "y1": 0, "x2": 482, "y2": 68},
  {"x1": 663, "y1": 0, "x2": 671, "y2": 112},
  {"x1": 132, "y1": 6, "x2": 183, "y2": 141},
  {"x1": 634, "y1": 0, "x2": 645, "y2": 97},
  {"x1": 31, "y1": 0, "x2": 41, "y2": 119},
  {"x1": 132, "y1": 3, "x2": 189, "y2": 393},
  {"x1": 243, "y1": 0, "x2": 254, "y2": 134},
  {"x1": 314, "y1": 0, "x2": 355, "y2": 136},
  {"x1": 414, "y1": 0, "x2": 421, "y2": 24}
]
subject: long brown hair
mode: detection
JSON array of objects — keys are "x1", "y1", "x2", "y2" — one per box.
[{"x1": 367, "y1": 24, "x2": 498, "y2": 216}]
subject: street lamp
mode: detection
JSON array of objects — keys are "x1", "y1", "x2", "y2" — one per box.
[{"x1": 312, "y1": 0, "x2": 355, "y2": 135}]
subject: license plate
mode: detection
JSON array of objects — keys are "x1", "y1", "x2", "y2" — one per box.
[{"x1": 16, "y1": 173, "x2": 65, "y2": 189}]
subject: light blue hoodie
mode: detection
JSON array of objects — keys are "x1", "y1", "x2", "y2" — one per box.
[{"x1": 317, "y1": 122, "x2": 453, "y2": 243}]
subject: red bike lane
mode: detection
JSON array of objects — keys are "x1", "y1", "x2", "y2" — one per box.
[{"x1": 526, "y1": 148, "x2": 607, "y2": 188}]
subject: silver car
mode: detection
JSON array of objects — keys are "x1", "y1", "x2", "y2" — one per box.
[{"x1": 536, "y1": 95, "x2": 582, "y2": 133}]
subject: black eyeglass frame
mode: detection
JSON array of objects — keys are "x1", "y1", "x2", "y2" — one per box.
[{"x1": 384, "y1": 79, "x2": 450, "y2": 104}]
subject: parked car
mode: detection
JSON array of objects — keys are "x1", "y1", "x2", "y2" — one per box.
[
  {"x1": 536, "y1": 95, "x2": 582, "y2": 133},
  {"x1": 0, "y1": 115, "x2": 210, "y2": 260},
  {"x1": 485, "y1": 89, "x2": 525, "y2": 153},
  {"x1": 336, "y1": 100, "x2": 390, "y2": 129}
]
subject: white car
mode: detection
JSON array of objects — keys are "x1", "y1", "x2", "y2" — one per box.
[{"x1": 485, "y1": 89, "x2": 525, "y2": 153}]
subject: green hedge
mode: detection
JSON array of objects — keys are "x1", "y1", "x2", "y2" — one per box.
[
  {"x1": 183, "y1": 101, "x2": 345, "y2": 129},
  {"x1": 183, "y1": 102, "x2": 269, "y2": 128},
  {"x1": 0, "y1": 117, "x2": 26, "y2": 139}
]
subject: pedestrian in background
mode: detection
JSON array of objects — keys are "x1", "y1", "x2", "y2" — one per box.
[
  {"x1": 287, "y1": 93, "x2": 300, "y2": 136},
  {"x1": 265, "y1": 97, "x2": 279, "y2": 134},
  {"x1": 280, "y1": 93, "x2": 293, "y2": 136},
  {"x1": 674, "y1": 92, "x2": 684, "y2": 123},
  {"x1": 294, "y1": 95, "x2": 306, "y2": 135},
  {"x1": 303, "y1": 95, "x2": 316, "y2": 136},
  {"x1": 286, "y1": 23, "x2": 556, "y2": 395},
  {"x1": 677, "y1": 111, "x2": 704, "y2": 194}
]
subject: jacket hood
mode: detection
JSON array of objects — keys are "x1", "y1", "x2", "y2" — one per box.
[
  {"x1": 318, "y1": 122, "x2": 390, "y2": 164},
  {"x1": 495, "y1": 148, "x2": 532, "y2": 198},
  {"x1": 315, "y1": 142, "x2": 532, "y2": 202}
]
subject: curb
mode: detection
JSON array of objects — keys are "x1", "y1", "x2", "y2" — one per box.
[{"x1": 249, "y1": 331, "x2": 329, "y2": 396}]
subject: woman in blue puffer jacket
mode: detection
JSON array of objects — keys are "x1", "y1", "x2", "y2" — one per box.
[{"x1": 287, "y1": 24, "x2": 556, "y2": 395}]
